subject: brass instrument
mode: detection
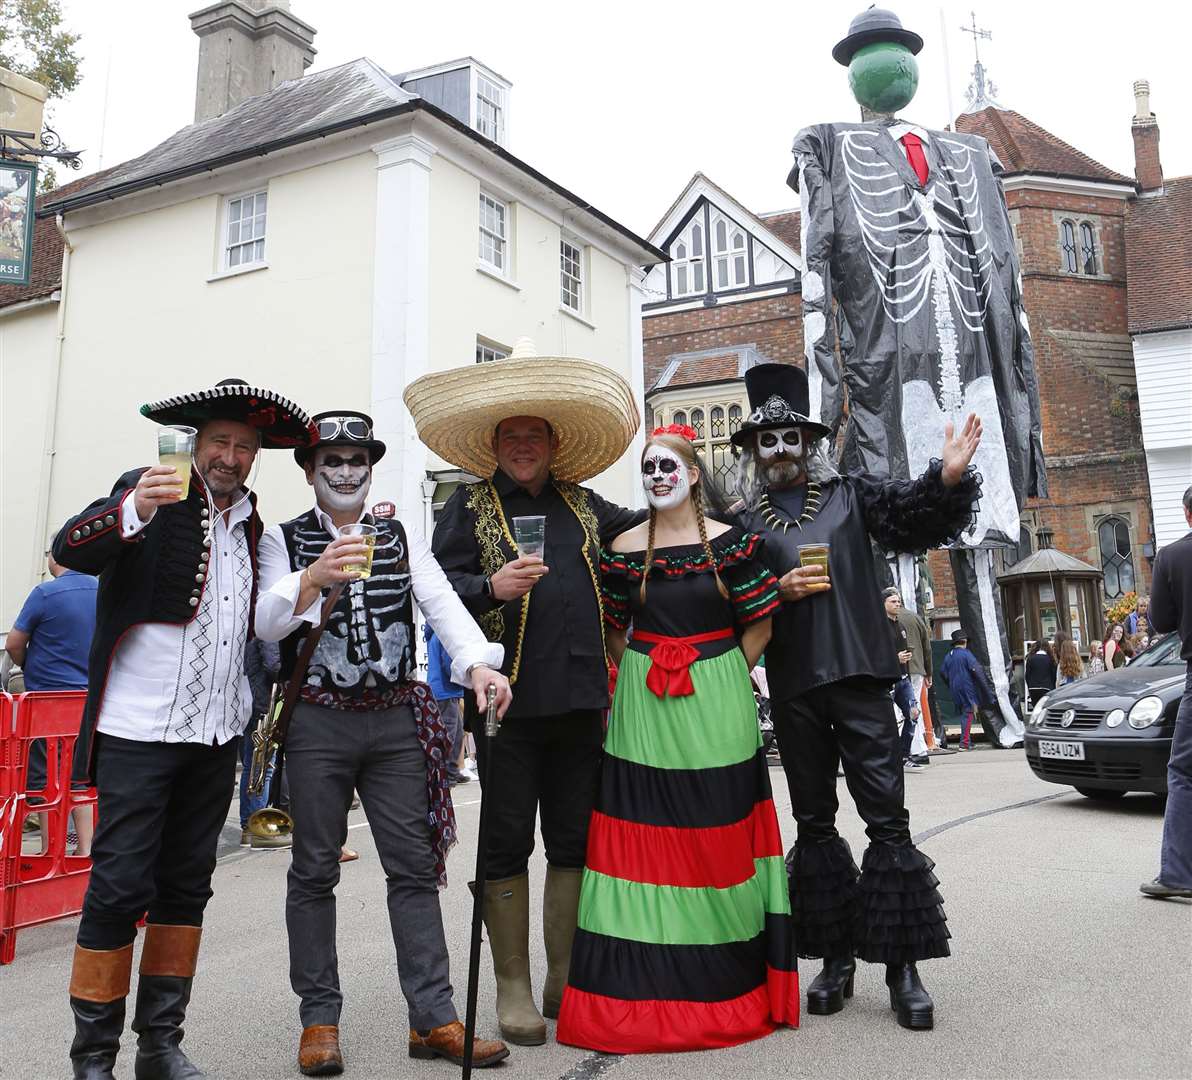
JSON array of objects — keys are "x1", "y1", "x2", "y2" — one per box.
[{"x1": 246, "y1": 683, "x2": 294, "y2": 842}]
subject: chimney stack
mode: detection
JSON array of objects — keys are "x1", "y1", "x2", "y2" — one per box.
[
  {"x1": 1131, "y1": 79, "x2": 1163, "y2": 193},
  {"x1": 189, "y1": 0, "x2": 316, "y2": 123}
]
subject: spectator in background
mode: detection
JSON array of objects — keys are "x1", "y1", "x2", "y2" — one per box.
[
  {"x1": 882, "y1": 589, "x2": 922, "y2": 770},
  {"x1": 1056, "y1": 640, "x2": 1085, "y2": 686},
  {"x1": 241, "y1": 637, "x2": 283, "y2": 847},
  {"x1": 1024, "y1": 639, "x2": 1058, "y2": 710},
  {"x1": 424, "y1": 624, "x2": 472, "y2": 786},
  {"x1": 4, "y1": 549, "x2": 98, "y2": 856},
  {"x1": 1088, "y1": 640, "x2": 1106, "y2": 675},
  {"x1": 1104, "y1": 623, "x2": 1128, "y2": 669},
  {"x1": 938, "y1": 630, "x2": 996, "y2": 750},
  {"x1": 1126, "y1": 596, "x2": 1149, "y2": 637},
  {"x1": 895, "y1": 594, "x2": 934, "y2": 761}
]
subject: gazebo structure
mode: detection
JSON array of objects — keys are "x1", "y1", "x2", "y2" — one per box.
[{"x1": 997, "y1": 530, "x2": 1105, "y2": 659}]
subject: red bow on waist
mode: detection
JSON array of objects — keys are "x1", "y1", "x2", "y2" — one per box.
[{"x1": 633, "y1": 628, "x2": 734, "y2": 699}]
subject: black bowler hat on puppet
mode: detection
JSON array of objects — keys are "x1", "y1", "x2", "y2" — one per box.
[
  {"x1": 831, "y1": 6, "x2": 924, "y2": 65},
  {"x1": 294, "y1": 410, "x2": 387, "y2": 466},
  {"x1": 141, "y1": 377, "x2": 317, "y2": 449},
  {"x1": 730, "y1": 363, "x2": 832, "y2": 447}
]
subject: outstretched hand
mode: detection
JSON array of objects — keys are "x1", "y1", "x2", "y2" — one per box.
[{"x1": 941, "y1": 413, "x2": 982, "y2": 487}]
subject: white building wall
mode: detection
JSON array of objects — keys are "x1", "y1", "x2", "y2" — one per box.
[{"x1": 1132, "y1": 328, "x2": 1192, "y2": 548}]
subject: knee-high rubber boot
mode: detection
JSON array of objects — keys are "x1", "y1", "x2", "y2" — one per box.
[
  {"x1": 541, "y1": 865, "x2": 582, "y2": 1019},
  {"x1": 131, "y1": 924, "x2": 206, "y2": 1079},
  {"x1": 69, "y1": 943, "x2": 134, "y2": 1079},
  {"x1": 482, "y1": 875, "x2": 547, "y2": 1045}
]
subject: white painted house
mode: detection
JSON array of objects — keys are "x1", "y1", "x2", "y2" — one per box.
[{"x1": 0, "y1": 1, "x2": 662, "y2": 626}]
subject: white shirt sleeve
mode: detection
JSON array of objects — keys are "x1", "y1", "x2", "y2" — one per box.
[
  {"x1": 254, "y1": 524, "x2": 323, "y2": 642},
  {"x1": 121, "y1": 493, "x2": 150, "y2": 537},
  {"x1": 407, "y1": 523, "x2": 504, "y2": 686}
]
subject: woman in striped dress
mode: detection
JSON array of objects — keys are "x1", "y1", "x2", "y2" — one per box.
[{"x1": 556, "y1": 426, "x2": 799, "y2": 1052}]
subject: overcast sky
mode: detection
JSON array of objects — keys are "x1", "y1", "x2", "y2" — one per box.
[{"x1": 48, "y1": 0, "x2": 1192, "y2": 237}]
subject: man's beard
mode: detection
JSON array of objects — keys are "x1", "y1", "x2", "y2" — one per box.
[
  {"x1": 200, "y1": 464, "x2": 244, "y2": 498},
  {"x1": 762, "y1": 457, "x2": 805, "y2": 488}
]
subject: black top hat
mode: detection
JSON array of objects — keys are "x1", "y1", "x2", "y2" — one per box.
[
  {"x1": 294, "y1": 410, "x2": 387, "y2": 465},
  {"x1": 951, "y1": 629, "x2": 969, "y2": 644},
  {"x1": 730, "y1": 363, "x2": 832, "y2": 447},
  {"x1": 832, "y1": 6, "x2": 924, "y2": 66},
  {"x1": 141, "y1": 378, "x2": 317, "y2": 450}
]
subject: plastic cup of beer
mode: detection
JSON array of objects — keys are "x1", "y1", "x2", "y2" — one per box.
[
  {"x1": 512, "y1": 516, "x2": 547, "y2": 559},
  {"x1": 797, "y1": 542, "x2": 831, "y2": 585},
  {"x1": 157, "y1": 425, "x2": 196, "y2": 500},
  {"x1": 340, "y1": 522, "x2": 378, "y2": 579}
]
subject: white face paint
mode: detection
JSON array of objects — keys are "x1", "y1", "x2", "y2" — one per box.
[
  {"x1": 641, "y1": 446, "x2": 691, "y2": 510},
  {"x1": 756, "y1": 426, "x2": 804, "y2": 461},
  {"x1": 312, "y1": 448, "x2": 372, "y2": 515}
]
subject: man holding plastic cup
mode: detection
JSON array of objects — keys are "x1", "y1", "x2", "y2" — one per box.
[
  {"x1": 254, "y1": 409, "x2": 512, "y2": 1074},
  {"x1": 733, "y1": 362, "x2": 983, "y2": 1030},
  {"x1": 52, "y1": 378, "x2": 317, "y2": 1080}
]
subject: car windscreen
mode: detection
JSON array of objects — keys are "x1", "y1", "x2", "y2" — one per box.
[{"x1": 1127, "y1": 633, "x2": 1182, "y2": 668}]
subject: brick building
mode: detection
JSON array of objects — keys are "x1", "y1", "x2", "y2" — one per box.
[{"x1": 642, "y1": 90, "x2": 1181, "y2": 649}]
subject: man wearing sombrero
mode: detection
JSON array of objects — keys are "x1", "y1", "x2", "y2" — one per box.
[
  {"x1": 52, "y1": 378, "x2": 316, "y2": 1080},
  {"x1": 254, "y1": 410, "x2": 512, "y2": 1073},
  {"x1": 405, "y1": 341, "x2": 642, "y2": 1047},
  {"x1": 733, "y1": 363, "x2": 982, "y2": 1031}
]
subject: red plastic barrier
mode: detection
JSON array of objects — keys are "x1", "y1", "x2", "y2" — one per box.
[{"x1": 0, "y1": 691, "x2": 95, "y2": 964}]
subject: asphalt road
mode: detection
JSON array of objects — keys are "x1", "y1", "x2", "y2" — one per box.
[{"x1": 3, "y1": 747, "x2": 1189, "y2": 1080}]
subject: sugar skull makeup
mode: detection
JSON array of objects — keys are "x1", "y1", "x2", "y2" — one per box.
[
  {"x1": 641, "y1": 446, "x2": 691, "y2": 510},
  {"x1": 756, "y1": 426, "x2": 804, "y2": 461},
  {"x1": 312, "y1": 448, "x2": 372, "y2": 514}
]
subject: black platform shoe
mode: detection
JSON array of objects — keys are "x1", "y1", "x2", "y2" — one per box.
[
  {"x1": 886, "y1": 962, "x2": 934, "y2": 1030},
  {"x1": 806, "y1": 956, "x2": 856, "y2": 1015}
]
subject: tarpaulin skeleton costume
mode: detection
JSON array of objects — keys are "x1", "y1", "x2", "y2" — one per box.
[{"x1": 790, "y1": 6, "x2": 1047, "y2": 747}]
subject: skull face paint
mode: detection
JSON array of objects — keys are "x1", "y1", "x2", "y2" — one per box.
[
  {"x1": 641, "y1": 446, "x2": 691, "y2": 510},
  {"x1": 756, "y1": 426, "x2": 803, "y2": 461},
  {"x1": 312, "y1": 448, "x2": 372, "y2": 514}
]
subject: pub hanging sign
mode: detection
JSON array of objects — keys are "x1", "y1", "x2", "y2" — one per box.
[{"x1": 0, "y1": 160, "x2": 38, "y2": 285}]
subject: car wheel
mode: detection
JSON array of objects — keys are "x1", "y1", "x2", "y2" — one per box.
[{"x1": 1074, "y1": 787, "x2": 1127, "y2": 800}]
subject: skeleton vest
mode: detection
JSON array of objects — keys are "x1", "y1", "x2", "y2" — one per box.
[{"x1": 278, "y1": 510, "x2": 414, "y2": 697}]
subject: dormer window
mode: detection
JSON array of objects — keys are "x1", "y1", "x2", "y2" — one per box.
[
  {"x1": 672, "y1": 219, "x2": 706, "y2": 297},
  {"x1": 711, "y1": 212, "x2": 747, "y2": 290},
  {"x1": 476, "y1": 74, "x2": 505, "y2": 143}
]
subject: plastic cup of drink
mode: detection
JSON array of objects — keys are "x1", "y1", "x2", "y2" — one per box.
[
  {"x1": 157, "y1": 425, "x2": 196, "y2": 500},
  {"x1": 512, "y1": 515, "x2": 547, "y2": 560},
  {"x1": 340, "y1": 522, "x2": 378, "y2": 579},
  {"x1": 797, "y1": 542, "x2": 830, "y2": 585}
]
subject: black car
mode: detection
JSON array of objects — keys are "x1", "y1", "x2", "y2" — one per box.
[{"x1": 1024, "y1": 633, "x2": 1184, "y2": 799}]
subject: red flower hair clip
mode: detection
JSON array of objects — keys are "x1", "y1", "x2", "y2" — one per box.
[{"x1": 652, "y1": 423, "x2": 698, "y2": 442}]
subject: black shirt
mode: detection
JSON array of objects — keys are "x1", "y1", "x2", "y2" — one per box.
[
  {"x1": 889, "y1": 616, "x2": 910, "y2": 677},
  {"x1": 432, "y1": 470, "x2": 642, "y2": 718},
  {"x1": 1150, "y1": 529, "x2": 1192, "y2": 666}
]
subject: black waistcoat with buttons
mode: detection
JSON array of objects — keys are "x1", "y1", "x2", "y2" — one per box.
[{"x1": 51, "y1": 467, "x2": 263, "y2": 782}]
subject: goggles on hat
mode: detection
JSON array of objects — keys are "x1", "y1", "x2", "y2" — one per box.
[{"x1": 317, "y1": 415, "x2": 372, "y2": 442}]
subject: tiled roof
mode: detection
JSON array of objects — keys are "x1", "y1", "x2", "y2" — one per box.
[
  {"x1": 956, "y1": 108, "x2": 1132, "y2": 185},
  {"x1": 649, "y1": 345, "x2": 767, "y2": 393},
  {"x1": 1125, "y1": 175, "x2": 1192, "y2": 334},
  {"x1": 759, "y1": 210, "x2": 800, "y2": 254}
]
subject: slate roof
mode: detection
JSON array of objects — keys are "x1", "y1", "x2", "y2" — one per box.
[
  {"x1": 956, "y1": 108, "x2": 1132, "y2": 185},
  {"x1": 1046, "y1": 331, "x2": 1137, "y2": 390},
  {"x1": 1125, "y1": 175, "x2": 1192, "y2": 334},
  {"x1": 997, "y1": 547, "x2": 1101, "y2": 581}
]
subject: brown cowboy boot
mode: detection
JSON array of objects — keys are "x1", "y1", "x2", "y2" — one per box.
[
  {"x1": 297, "y1": 1025, "x2": 343, "y2": 1076},
  {"x1": 481, "y1": 874, "x2": 546, "y2": 1044},
  {"x1": 408, "y1": 1021, "x2": 509, "y2": 1067},
  {"x1": 131, "y1": 924, "x2": 205, "y2": 1079},
  {"x1": 541, "y1": 865, "x2": 582, "y2": 1019},
  {"x1": 69, "y1": 942, "x2": 134, "y2": 1080}
]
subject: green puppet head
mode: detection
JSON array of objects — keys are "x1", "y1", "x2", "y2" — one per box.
[{"x1": 848, "y1": 41, "x2": 919, "y2": 114}]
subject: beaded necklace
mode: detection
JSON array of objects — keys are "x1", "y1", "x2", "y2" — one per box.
[{"x1": 760, "y1": 482, "x2": 822, "y2": 533}]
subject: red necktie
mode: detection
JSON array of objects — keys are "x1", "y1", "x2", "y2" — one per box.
[{"x1": 901, "y1": 132, "x2": 929, "y2": 185}]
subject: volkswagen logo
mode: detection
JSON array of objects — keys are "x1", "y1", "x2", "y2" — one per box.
[{"x1": 1061, "y1": 709, "x2": 1076, "y2": 728}]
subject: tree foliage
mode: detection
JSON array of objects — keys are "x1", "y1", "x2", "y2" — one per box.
[{"x1": 0, "y1": 0, "x2": 81, "y2": 102}]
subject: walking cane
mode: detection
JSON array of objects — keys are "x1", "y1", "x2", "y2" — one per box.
[{"x1": 462, "y1": 683, "x2": 499, "y2": 1079}]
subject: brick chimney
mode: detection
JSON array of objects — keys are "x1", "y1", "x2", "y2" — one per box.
[
  {"x1": 189, "y1": 0, "x2": 316, "y2": 123},
  {"x1": 1131, "y1": 79, "x2": 1163, "y2": 193}
]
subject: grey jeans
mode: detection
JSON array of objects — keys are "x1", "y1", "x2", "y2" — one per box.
[{"x1": 284, "y1": 701, "x2": 456, "y2": 1030}]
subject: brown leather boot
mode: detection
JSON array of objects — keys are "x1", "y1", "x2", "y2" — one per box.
[
  {"x1": 481, "y1": 874, "x2": 546, "y2": 1045},
  {"x1": 297, "y1": 1025, "x2": 343, "y2": 1076},
  {"x1": 69, "y1": 942, "x2": 134, "y2": 1080},
  {"x1": 541, "y1": 865, "x2": 582, "y2": 1019},
  {"x1": 408, "y1": 1021, "x2": 509, "y2": 1067}
]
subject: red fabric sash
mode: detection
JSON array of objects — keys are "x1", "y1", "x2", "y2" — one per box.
[
  {"x1": 901, "y1": 132, "x2": 929, "y2": 185},
  {"x1": 632, "y1": 628, "x2": 734, "y2": 698}
]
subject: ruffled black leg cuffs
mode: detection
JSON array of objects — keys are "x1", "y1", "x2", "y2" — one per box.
[
  {"x1": 787, "y1": 837, "x2": 860, "y2": 960},
  {"x1": 855, "y1": 843, "x2": 951, "y2": 965}
]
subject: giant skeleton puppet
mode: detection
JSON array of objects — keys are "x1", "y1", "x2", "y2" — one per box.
[{"x1": 790, "y1": 7, "x2": 1046, "y2": 746}]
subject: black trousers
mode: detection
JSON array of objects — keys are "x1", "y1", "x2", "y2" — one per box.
[
  {"x1": 473, "y1": 710, "x2": 604, "y2": 880},
  {"x1": 77, "y1": 733, "x2": 237, "y2": 951}
]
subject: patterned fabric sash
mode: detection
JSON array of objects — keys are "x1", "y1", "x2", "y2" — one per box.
[{"x1": 631, "y1": 628, "x2": 735, "y2": 698}]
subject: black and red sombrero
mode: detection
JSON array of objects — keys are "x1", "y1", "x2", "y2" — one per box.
[{"x1": 140, "y1": 378, "x2": 317, "y2": 450}]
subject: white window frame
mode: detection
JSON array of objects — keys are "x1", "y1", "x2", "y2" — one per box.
[
  {"x1": 221, "y1": 188, "x2": 268, "y2": 272},
  {"x1": 478, "y1": 191, "x2": 508, "y2": 274},
  {"x1": 710, "y1": 212, "x2": 748, "y2": 291},
  {"x1": 476, "y1": 74, "x2": 506, "y2": 144},
  {"x1": 476, "y1": 337, "x2": 510, "y2": 364},
  {"x1": 560, "y1": 237, "x2": 583, "y2": 314},
  {"x1": 671, "y1": 218, "x2": 706, "y2": 298}
]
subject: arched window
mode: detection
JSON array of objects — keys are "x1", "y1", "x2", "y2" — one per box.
[
  {"x1": 710, "y1": 406, "x2": 725, "y2": 438},
  {"x1": 671, "y1": 218, "x2": 707, "y2": 298},
  {"x1": 690, "y1": 408, "x2": 705, "y2": 438},
  {"x1": 1060, "y1": 221, "x2": 1078, "y2": 274},
  {"x1": 728, "y1": 403, "x2": 743, "y2": 433},
  {"x1": 710, "y1": 212, "x2": 749, "y2": 290},
  {"x1": 1080, "y1": 222, "x2": 1097, "y2": 275},
  {"x1": 672, "y1": 409, "x2": 687, "y2": 427},
  {"x1": 1098, "y1": 517, "x2": 1135, "y2": 599}
]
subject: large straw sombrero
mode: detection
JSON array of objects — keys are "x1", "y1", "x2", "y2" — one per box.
[{"x1": 403, "y1": 339, "x2": 640, "y2": 484}]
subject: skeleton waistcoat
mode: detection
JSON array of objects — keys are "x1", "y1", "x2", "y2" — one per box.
[{"x1": 278, "y1": 510, "x2": 414, "y2": 696}]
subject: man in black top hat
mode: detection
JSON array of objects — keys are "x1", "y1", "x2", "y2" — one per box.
[
  {"x1": 53, "y1": 378, "x2": 316, "y2": 1080},
  {"x1": 734, "y1": 362, "x2": 981, "y2": 1030},
  {"x1": 255, "y1": 410, "x2": 512, "y2": 1074}
]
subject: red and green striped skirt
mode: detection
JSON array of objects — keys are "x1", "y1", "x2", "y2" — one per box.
[{"x1": 556, "y1": 644, "x2": 799, "y2": 1053}]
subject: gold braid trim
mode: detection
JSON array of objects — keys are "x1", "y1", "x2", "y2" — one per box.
[
  {"x1": 465, "y1": 481, "x2": 529, "y2": 683},
  {"x1": 555, "y1": 481, "x2": 607, "y2": 661}
]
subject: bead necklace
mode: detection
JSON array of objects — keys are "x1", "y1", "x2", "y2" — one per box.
[{"x1": 760, "y1": 483, "x2": 822, "y2": 533}]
